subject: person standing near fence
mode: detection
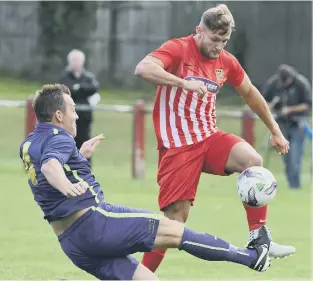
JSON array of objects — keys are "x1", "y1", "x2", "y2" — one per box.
[
  {"x1": 263, "y1": 64, "x2": 312, "y2": 189},
  {"x1": 135, "y1": 3, "x2": 295, "y2": 273},
  {"x1": 59, "y1": 49, "x2": 100, "y2": 166}
]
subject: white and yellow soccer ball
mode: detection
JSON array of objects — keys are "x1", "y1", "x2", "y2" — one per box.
[{"x1": 237, "y1": 166, "x2": 277, "y2": 206}]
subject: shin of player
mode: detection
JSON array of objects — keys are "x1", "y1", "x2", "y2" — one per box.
[{"x1": 135, "y1": 215, "x2": 271, "y2": 278}]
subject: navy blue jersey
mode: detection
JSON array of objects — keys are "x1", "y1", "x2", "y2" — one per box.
[{"x1": 19, "y1": 123, "x2": 104, "y2": 222}]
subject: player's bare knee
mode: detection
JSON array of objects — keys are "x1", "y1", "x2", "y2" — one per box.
[
  {"x1": 163, "y1": 200, "x2": 191, "y2": 223},
  {"x1": 154, "y1": 217, "x2": 185, "y2": 249},
  {"x1": 245, "y1": 152, "x2": 263, "y2": 169},
  {"x1": 228, "y1": 142, "x2": 263, "y2": 172}
]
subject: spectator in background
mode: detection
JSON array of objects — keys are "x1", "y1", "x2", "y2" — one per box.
[
  {"x1": 59, "y1": 49, "x2": 100, "y2": 165},
  {"x1": 263, "y1": 64, "x2": 312, "y2": 189}
]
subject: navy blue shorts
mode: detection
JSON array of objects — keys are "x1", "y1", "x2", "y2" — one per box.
[{"x1": 58, "y1": 201, "x2": 161, "y2": 280}]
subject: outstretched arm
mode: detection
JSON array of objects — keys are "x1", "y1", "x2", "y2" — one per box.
[
  {"x1": 236, "y1": 74, "x2": 279, "y2": 133},
  {"x1": 235, "y1": 73, "x2": 289, "y2": 154}
]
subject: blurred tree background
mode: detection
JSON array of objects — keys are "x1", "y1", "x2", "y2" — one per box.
[{"x1": 0, "y1": 1, "x2": 311, "y2": 100}]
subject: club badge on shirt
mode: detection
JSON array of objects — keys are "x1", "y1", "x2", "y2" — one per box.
[{"x1": 215, "y1": 69, "x2": 224, "y2": 81}]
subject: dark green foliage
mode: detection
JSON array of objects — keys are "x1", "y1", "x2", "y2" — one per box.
[{"x1": 37, "y1": 1, "x2": 98, "y2": 81}]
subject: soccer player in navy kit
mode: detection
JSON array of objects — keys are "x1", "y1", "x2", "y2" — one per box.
[{"x1": 20, "y1": 84, "x2": 273, "y2": 280}]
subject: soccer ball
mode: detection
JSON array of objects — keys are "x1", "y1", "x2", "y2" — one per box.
[{"x1": 237, "y1": 166, "x2": 277, "y2": 206}]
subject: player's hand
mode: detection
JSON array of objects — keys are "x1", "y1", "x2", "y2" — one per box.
[
  {"x1": 270, "y1": 130, "x2": 289, "y2": 155},
  {"x1": 80, "y1": 134, "x2": 105, "y2": 159},
  {"x1": 182, "y1": 80, "x2": 208, "y2": 97},
  {"x1": 65, "y1": 182, "x2": 89, "y2": 198}
]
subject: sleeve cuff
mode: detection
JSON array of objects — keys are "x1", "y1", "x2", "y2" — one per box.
[{"x1": 41, "y1": 155, "x2": 64, "y2": 167}]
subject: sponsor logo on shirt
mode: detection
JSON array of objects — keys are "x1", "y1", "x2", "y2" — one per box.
[{"x1": 185, "y1": 76, "x2": 220, "y2": 94}]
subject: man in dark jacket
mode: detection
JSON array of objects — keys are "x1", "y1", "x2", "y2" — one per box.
[
  {"x1": 59, "y1": 49, "x2": 100, "y2": 165},
  {"x1": 263, "y1": 64, "x2": 312, "y2": 189}
]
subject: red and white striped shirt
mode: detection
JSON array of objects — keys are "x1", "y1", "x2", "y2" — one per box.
[{"x1": 150, "y1": 35, "x2": 245, "y2": 149}]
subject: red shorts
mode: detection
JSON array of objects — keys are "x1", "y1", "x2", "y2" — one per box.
[{"x1": 157, "y1": 130, "x2": 245, "y2": 210}]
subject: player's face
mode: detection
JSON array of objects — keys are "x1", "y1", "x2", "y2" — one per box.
[
  {"x1": 196, "y1": 26, "x2": 231, "y2": 59},
  {"x1": 61, "y1": 94, "x2": 79, "y2": 137}
]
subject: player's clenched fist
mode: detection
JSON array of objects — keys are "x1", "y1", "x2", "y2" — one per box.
[
  {"x1": 65, "y1": 181, "x2": 89, "y2": 198},
  {"x1": 182, "y1": 80, "x2": 208, "y2": 97}
]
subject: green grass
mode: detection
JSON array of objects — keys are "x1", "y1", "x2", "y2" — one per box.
[{"x1": 0, "y1": 78, "x2": 311, "y2": 280}]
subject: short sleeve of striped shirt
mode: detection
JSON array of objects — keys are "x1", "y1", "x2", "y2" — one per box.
[
  {"x1": 149, "y1": 39, "x2": 183, "y2": 70},
  {"x1": 225, "y1": 53, "x2": 245, "y2": 87}
]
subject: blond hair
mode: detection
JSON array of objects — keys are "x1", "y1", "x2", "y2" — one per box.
[{"x1": 200, "y1": 4, "x2": 235, "y2": 35}]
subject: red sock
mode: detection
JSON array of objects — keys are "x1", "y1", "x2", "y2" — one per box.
[
  {"x1": 142, "y1": 249, "x2": 167, "y2": 272},
  {"x1": 243, "y1": 203, "x2": 268, "y2": 230}
]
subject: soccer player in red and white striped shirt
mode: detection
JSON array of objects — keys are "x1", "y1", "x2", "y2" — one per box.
[{"x1": 135, "y1": 4, "x2": 295, "y2": 273}]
